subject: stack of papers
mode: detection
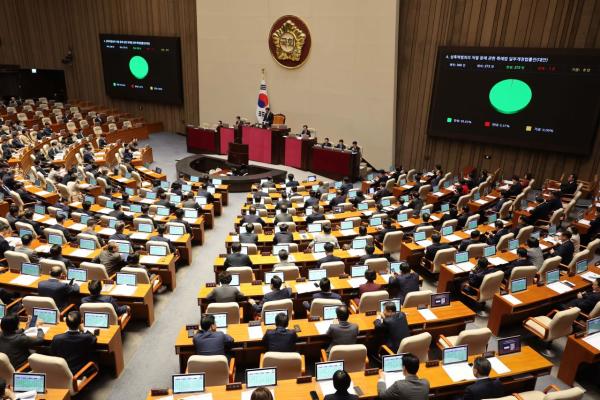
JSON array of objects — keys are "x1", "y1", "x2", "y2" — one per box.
[
  {"x1": 475, "y1": 199, "x2": 487, "y2": 205},
  {"x1": 35, "y1": 244, "x2": 51, "y2": 253},
  {"x1": 70, "y1": 249, "x2": 93, "y2": 258},
  {"x1": 433, "y1": 192, "x2": 445, "y2": 197},
  {"x1": 488, "y1": 257, "x2": 507, "y2": 266},
  {"x1": 44, "y1": 218, "x2": 57, "y2": 225},
  {"x1": 348, "y1": 277, "x2": 367, "y2": 288},
  {"x1": 347, "y1": 249, "x2": 366, "y2": 257},
  {"x1": 547, "y1": 281, "x2": 572, "y2": 294},
  {"x1": 319, "y1": 381, "x2": 356, "y2": 396},
  {"x1": 262, "y1": 285, "x2": 272, "y2": 295},
  {"x1": 24, "y1": 326, "x2": 50, "y2": 336},
  {"x1": 35, "y1": 190, "x2": 50, "y2": 196},
  {"x1": 399, "y1": 221, "x2": 415, "y2": 228},
  {"x1": 164, "y1": 234, "x2": 182, "y2": 242},
  {"x1": 98, "y1": 228, "x2": 116, "y2": 235},
  {"x1": 295, "y1": 282, "x2": 320, "y2": 294},
  {"x1": 111, "y1": 285, "x2": 137, "y2": 296},
  {"x1": 96, "y1": 207, "x2": 113, "y2": 214},
  {"x1": 502, "y1": 294, "x2": 522, "y2": 305},
  {"x1": 581, "y1": 271, "x2": 600, "y2": 282},
  {"x1": 446, "y1": 265, "x2": 463, "y2": 274},
  {"x1": 32, "y1": 214, "x2": 44, "y2": 221},
  {"x1": 418, "y1": 308, "x2": 437, "y2": 321},
  {"x1": 247, "y1": 326, "x2": 264, "y2": 340},
  {"x1": 141, "y1": 255, "x2": 162, "y2": 264},
  {"x1": 6, "y1": 237, "x2": 22, "y2": 247},
  {"x1": 443, "y1": 234, "x2": 463, "y2": 242},
  {"x1": 68, "y1": 223, "x2": 85, "y2": 231},
  {"x1": 578, "y1": 219, "x2": 591, "y2": 226},
  {"x1": 383, "y1": 372, "x2": 405, "y2": 387},
  {"x1": 340, "y1": 229, "x2": 356, "y2": 236},
  {"x1": 402, "y1": 184, "x2": 413, "y2": 189},
  {"x1": 130, "y1": 233, "x2": 150, "y2": 240},
  {"x1": 488, "y1": 357, "x2": 511, "y2": 374},
  {"x1": 416, "y1": 240, "x2": 433, "y2": 248},
  {"x1": 314, "y1": 320, "x2": 334, "y2": 334},
  {"x1": 442, "y1": 362, "x2": 476, "y2": 382},
  {"x1": 312, "y1": 252, "x2": 327, "y2": 260},
  {"x1": 11, "y1": 275, "x2": 39, "y2": 286}
]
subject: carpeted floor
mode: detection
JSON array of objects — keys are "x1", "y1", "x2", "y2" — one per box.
[{"x1": 81, "y1": 132, "x2": 599, "y2": 399}]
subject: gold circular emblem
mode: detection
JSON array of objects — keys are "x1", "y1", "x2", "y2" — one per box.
[{"x1": 269, "y1": 15, "x2": 311, "y2": 69}]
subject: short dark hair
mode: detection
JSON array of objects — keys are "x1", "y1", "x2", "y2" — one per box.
[
  {"x1": 270, "y1": 275, "x2": 283, "y2": 289},
  {"x1": 200, "y1": 314, "x2": 215, "y2": 331},
  {"x1": 231, "y1": 242, "x2": 242, "y2": 253},
  {"x1": 336, "y1": 305, "x2": 349, "y2": 322},
  {"x1": 477, "y1": 257, "x2": 489, "y2": 269},
  {"x1": 319, "y1": 277, "x2": 332, "y2": 292},
  {"x1": 0, "y1": 314, "x2": 18, "y2": 334},
  {"x1": 365, "y1": 245, "x2": 375, "y2": 255},
  {"x1": 562, "y1": 230, "x2": 572, "y2": 239},
  {"x1": 332, "y1": 370, "x2": 351, "y2": 392},
  {"x1": 473, "y1": 356, "x2": 492, "y2": 376},
  {"x1": 471, "y1": 230, "x2": 480, "y2": 238},
  {"x1": 88, "y1": 279, "x2": 102, "y2": 295},
  {"x1": 50, "y1": 244, "x2": 62, "y2": 257},
  {"x1": 403, "y1": 353, "x2": 420, "y2": 374},
  {"x1": 527, "y1": 237, "x2": 539, "y2": 248},
  {"x1": 365, "y1": 269, "x2": 377, "y2": 282},
  {"x1": 400, "y1": 262, "x2": 411, "y2": 274},
  {"x1": 219, "y1": 272, "x2": 232, "y2": 285},
  {"x1": 66, "y1": 310, "x2": 82, "y2": 330},
  {"x1": 431, "y1": 233, "x2": 441, "y2": 243},
  {"x1": 324, "y1": 242, "x2": 334, "y2": 253},
  {"x1": 21, "y1": 233, "x2": 33, "y2": 245},
  {"x1": 517, "y1": 247, "x2": 528, "y2": 257},
  {"x1": 274, "y1": 312, "x2": 288, "y2": 328},
  {"x1": 127, "y1": 252, "x2": 140, "y2": 264},
  {"x1": 323, "y1": 225, "x2": 332, "y2": 234},
  {"x1": 56, "y1": 213, "x2": 65, "y2": 223},
  {"x1": 358, "y1": 225, "x2": 367, "y2": 236},
  {"x1": 245, "y1": 223, "x2": 254, "y2": 233},
  {"x1": 384, "y1": 301, "x2": 397, "y2": 313},
  {"x1": 278, "y1": 249, "x2": 288, "y2": 261}
]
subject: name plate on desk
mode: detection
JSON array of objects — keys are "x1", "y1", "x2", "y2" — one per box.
[{"x1": 226, "y1": 382, "x2": 243, "y2": 391}]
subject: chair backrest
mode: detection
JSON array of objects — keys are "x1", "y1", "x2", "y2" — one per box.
[
  {"x1": 261, "y1": 352, "x2": 302, "y2": 380},
  {"x1": 382, "y1": 231, "x2": 404, "y2": 254},
  {"x1": 145, "y1": 240, "x2": 171, "y2": 254},
  {"x1": 513, "y1": 193, "x2": 526, "y2": 211},
  {"x1": 365, "y1": 258, "x2": 389, "y2": 274},
  {"x1": 186, "y1": 355, "x2": 229, "y2": 386},
  {"x1": 398, "y1": 332, "x2": 431, "y2": 361},
  {"x1": 498, "y1": 200, "x2": 513, "y2": 219},
  {"x1": 225, "y1": 266, "x2": 255, "y2": 283},
  {"x1": 496, "y1": 233, "x2": 514, "y2": 252},
  {"x1": 402, "y1": 290, "x2": 432, "y2": 308},
  {"x1": 543, "y1": 387, "x2": 586, "y2": 400},
  {"x1": 548, "y1": 208, "x2": 564, "y2": 226},
  {"x1": 273, "y1": 265, "x2": 300, "y2": 280},
  {"x1": 455, "y1": 328, "x2": 492, "y2": 355},
  {"x1": 22, "y1": 296, "x2": 59, "y2": 315},
  {"x1": 277, "y1": 221, "x2": 296, "y2": 232},
  {"x1": 415, "y1": 225, "x2": 434, "y2": 236},
  {"x1": 320, "y1": 261, "x2": 345, "y2": 277},
  {"x1": 134, "y1": 218, "x2": 154, "y2": 230},
  {"x1": 240, "y1": 243, "x2": 258, "y2": 255},
  {"x1": 15, "y1": 222, "x2": 38, "y2": 239},
  {"x1": 28, "y1": 353, "x2": 74, "y2": 394},
  {"x1": 538, "y1": 256, "x2": 562, "y2": 279},
  {"x1": 39, "y1": 258, "x2": 66, "y2": 275},
  {"x1": 406, "y1": 169, "x2": 416, "y2": 181},
  {"x1": 478, "y1": 271, "x2": 505, "y2": 302},
  {"x1": 9, "y1": 190, "x2": 25, "y2": 211},
  {"x1": 80, "y1": 262, "x2": 109, "y2": 280},
  {"x1": 586, "y1": 238, "x2": 600, "y2": 259},
  {"x1": 206, "y1": 302, "x2": 240, "y2": 324},
  {"x1": 516, "y1": 225, "x2": 534, "y2": 245},
  {"x1": 358, "y1": 290, "x2": 389, "y2": 313},
  {"x1": 466, "y1": 243, "x2": 487, "y2": 259},
  {"x1": 508, "y1": 266, "x2": 537, "y2": 285},
  {"x1": 418, "y1": 185, "x2": 431, "y2": 200},
  {"x1": 442, "y1": 219, "x2": 457, "y2": 228},
  {"x1": 432, "y1": 247, "x2": 457, "y2": 273},
  {"x1": 567, "y1": 250, "x2": 590, "y2": 274},
  {"x1": 547, "y1": 307, "x2": 580, "y2": 341},
  {"x1": 328, "y1": 344, "x2": 367, "y2": 372},
  {"x1": 120, "y1": 266, "x2": 150, "y2": 284},
  {"x1": 4, "y1": 250, "x2": 30, "y2": 272},
  {"x1": 588, "y1": 301, "x2": 600, "y2": 319},
  {"x1": 80, "y1": 302, "x2": 119, "y2": 325},
  {"x1": 465, "y1": 214, "x2": 479, "y2": 226},
  {"x1": 456, "y1": 194, "x2": 471, "y2": 210},
  {"x1": 76, "y1": 233, "x2": 101, "y2": 249},
  {"x1": 0, "y1": 353, "x2": 15, "y2": 383},
  {"x1": 44, "y1": 227, "x2": 67, "y2": 244},
  {"x1": 309, "y1": 298, "x2": 343, "y2": 318},
  {"x1": 261, "y1": 299, "x2": 293, "y2": 321}
]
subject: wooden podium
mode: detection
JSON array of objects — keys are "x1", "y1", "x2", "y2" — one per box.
[{"x1": 227, "y1": 142, "x2": 249, "y2": 165}]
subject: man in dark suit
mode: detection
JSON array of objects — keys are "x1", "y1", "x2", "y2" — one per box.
[
  {"x1": 249, "y1": 275, "x2": 292, "y2": 313},
  {"x1": 275, "y1": 192, "x2": 292, "y2": 210},
  {"x1": 206, "y1": 272, "x2": 246, "y2": 303},
  {"x1": 305, "y1": 191, "x2": 320, "y2": 208},
  {"x1": 239, "y1": 223, "x2": 258, "y2": 244},
  {"x1": 425, "y1": 233, "x2": 451, "y2": 261},
  {"x1": 561, "y1": 277, "x2": 600, "y2": 314},
  {"x1": 321, "y1": 137, "x2": 333, "y2": 148},
  {"x1": 377, "y1": 353, "x2": 430, "y2": 400},
  {"x1": 324, "y1": 370, "x2": 359, "y2": 400},
  {"x1": 456, "y1": 205, "x2": 473, "y2": 229},
  {"x1": 38, "y1": 266, "x2": 79, "y2": 309},
  {"x1": 373, "y1": 301, "x2": 410, "y2": 357},
  {"x1": 485, "y1": 220, "x2": 509, "y2": 246},
  {"x1": 523, "y1": 196, "x2": 552, "y2": 225},
  {"x1": 262, "y1": 312, "x2": 297, "y2": 352},
  {"x1": 242, "y1": 207, "x2": 265, "y2": 226},
  {"x1": 193, "y1": 314, "x2": 235, "y2": 356},
  {"x1": 326, "y1": 305, "x2": 359, "y2": 352},
  {"x1": 173, "y1": 209, "x2": 192, "y2": 233},
  {"x1": 503, "y1": 248, "x2": 529, "y2": 279},
  {"x1": 109, "y1": 202, "x2": 128, "y2": 221},
  {"x1": 51, "y1": 213, "x2": 74, "y2": 242},
  {"x1": 328, "y1": 190, "x2": 346, "y2": 209},
  {"x1": 335, "y1": 139, "x2": 347, "y2": 151},
  {"x1": 273, "y1": 223, "x2": 293, "y2": 244},
  {"x1": 459, "y1": 230, "x2": 486, "y2": 252},
  {"x1": 376, "y1": 218, "x2": 397, "y2": 243},
  {"x1": 462, "y1": 258, "x2": 497, "y2": 295},
  {"x1": 505, "y1": 175, "x2": 523, "y2": 197},
  {"x1": 358, "y1": 245, "x2": 378, "y2": 264},
  {"x1": 224, "y1": 243, "x2": 253, "y2": 268},
  {"x1": 306, "y1": 205, "x2": 326, "y2": 224},
  {"x1": 560, "y1": 174, "x2": 578, "y2": 195},
  {"x1": 316, "y1": 242, "x2": 343, "y2": 268},
  {"x1": 388, "y1": 262, "x2": 420, "y2": 303},
  {"x1": 50, "y1": 311, "x2": 97, "y2": 374},
  {"x1": 550, "y1": 230, "x2": 575, "y2": 265},
  {"x1": 20, "y1": 209, "x2": 44, "y2": 236},
  {"x1": 149, "y1": 224, "x2": 175, "y2": 252},
  {"x1": 548, "y1": 191, "x2": 563, "y2": 212},
  {"x1": 82, "y1": 280, "x2": 129, "y2": 316},
  {"x1": 93, "y1": 242, "x2": 125, "y2": 276},
  {"x1": 262, "y1": 107, "x2": 274, "y2": 126},
  {"x1": 463, "y1": 357, "x2": 504, "y2": 400},
  {"x1": 286, "y1": 174, "x2": 300, "y2": 187},
  {"x1": 303, "y1": 278, "x2": 342, "y2": 310},
  {"x1": 274, "y1": 205, "x2": 293, "y2": 224},
  {"x1": 0, "y1": 314, "x2": 45, "y2": 369}
]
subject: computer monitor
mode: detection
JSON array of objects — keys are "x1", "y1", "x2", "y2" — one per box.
[
  {"x1": 576, "y1": 259, "x2": 588, "y2": 274},
  {"x1": 382, "y1": 354, "x2": 405, "y2": 373},
  {"x1": 545, "y1": 269, "x2": 560, "y2": 284},
  {"x1": 483, "y1": 245, "x2": 496, "y2": 258},
  {"x1": 264, "y1": 271, "x2": 285, "y2": 284},
  {"x1": 334, "y1": 181, "x2": 342, "y2": 189},
  {"x1": 323, "y1": 305, "x2": 338, "y2": 320},
  {"x1": 352, "y1": 238, "x2": 367, "y2": 250},
  {"x1": 308, "y1": 223, "x2": 322, "y2": 233},
  {"x1": 497, "y1": 336, "x2": 521, "y2": 356},
  {"x1": 33, "y1": 308, "x2": 58, "y2": 325},
  {"x1": 67, "y1": 268, "x2": 87, "y2": 282},
  {"x1": 246, "y1": 368, "x2": 277, "y2": 389},
  {"x1": 351, "y1": 265, "x2": 368, "y2": 278},
  {"x1": 149, "y1": 245, "x2": 167, "y2": 256},
  {"x1": 19, "y1": 229, "x2": 33, "y2": 238},
  {"x1": 207, "y1": 186, "x2": 216, "y2": 194},
  {"x1": 466, "y1": 220, "x2": 477, "y2": 230},
  {"x1": 440, "y1": 203, "x2": 450, "y2": 213},
  {"x1": 315, "y1": 361, "x2": 344, "y2": 381},
  {"x1": 116, "y1": 242, "x2": 132, "y2": 254},
  {"x1": 272, "y1": 244, "x2": 290, "y2": 255},
  {"x1": 450, "y1": 252, "x2": 468, "y2": 266},
  {"x1": 390, "y1": 262, "x2": 402, "y2": 274},
  {"x1": 172, "y1": 373, "x2": 205, "y2": 394},
  {"x1": 340, "y1": 221, "x2": 354, "y2": 231},
  {"x1": 313, "y1": 242, "x2": 326, "y2": 253},
  {"x1": 399, "y1": 179, "x2": 407, "y2": 186},
  {"x1": 327, "y1": 193, "x2": 335, "y2": 201},
  {"x1": 156, "y1": 207, "x2": 169, "y2": 216},
  {"x1": 348, "y1": 191, "x2": 357, "y2": 199},
  {"x1": 13, "y1": 373, "x2": 46, "y2": 394},
  {"x1": 48, "y1": 233, "x2": 63, "y2": 245},
  {"x1": 548, "y1": 225, "x2": 557, "y2": 236},
  {"x1": 487, "y1": 214, "x2": 498, "y2": 224},
  {"x1": 116, "y1": 273, "x2": 137, "y2": 286},
  {"x1": 184, "y1": 209, "x2": 198, "y2": 218},
  {"x1": 431, "y1": 292, "x2": 451, "y2": 308},
  {"x1": 531, "y1": 231, "x2": 540, "y2": 240},
  {"x1": 441, "y1": 226, "x2": 453, "y2": 236},
  {"x1": 369, "y1": 217, "x2": 382, "y2": 227},
  {"x1": 379, "y1": 299, "x2": 402, "y2": 313},
  {"x1": 381, "y1": 198, "x2": 391, "y2": 207},
  {"x1": 264, "y1": 309, "x2": 287, "y2": 325},
  {"x1": 207, "y1": 313, "x2": 228, "y2": 329},
  {"x1": 195, "y1": 196, "x2": 208, "y2": 205},
  {"x1": 229, "y1": 274, "x2": 240, "y2": 287},
  {"x1": 137, "y1": 223, "x2": 153, "y2": 233},
  {"x1": 124, "y1": 187, "x2": 135, "y2": 196},
  {"x1": 182, "y1": 184, "x2": 192, "y2": 192},
  {"x1": 0, "y1": 304, "x2": 5, "y2": 319},
  {"x1": 305, "y1": 208, "x2": 313, "y2": 216},
  {"x1": 190, "y1": 175, "x2": 200, "y2": 182},
  {"x1": 79, "y1": 238, "x2": 96, "y2": 250},
  {"x1": 212, "y1": 179, "x2": 222, "y2": 185},
  {"x1": 83, "y1": 312, "x2": 109, "y2": 329},
  {"x1": 587, "y1": 316, "x2": 600, "y2": 336},
  {"x1": 307, "y1": 175, "x2": 317, "y2": 182},
  {"x1": 145, "y1": 191, "x2": 157, "y2": 200},
  {"x1": 108, "y1": 219, "x2": 118, "y2": 229},
  {"x1": 510, "y1": 277, "x2": 527, "y2": 293},
  {"x1": 106, "y1": 200, "x2": 115, "y2": 209},
  {"x1": 397, "y1": 213, "x2": 408, "y2": 222},
  {"x1": 80, "y1": 214, "x2": 90, "y2": 225},
  {"x1": 473, "y1": 192, "x2": 481, "y2": 201},
  {"x1": 240, "y1": 246, "x2": 248, "y2": 255},
  {"x1": 442, "y1": 345, "x2": 469, "y2": 365},
  {"x1": 84, "y1": 195, "x2": 95, "y2": 204},
  {"x1": 21, "y1": 263, "x2": 40, "y2": 277},
  {"x1": 413, "y1": 231, "x2": 426, "y2": 242},
  {"x1": 34, "y1": 204, "x2": 45, "y2": 215},
  {"x1": 508, "y1": 239, "x2": 519, "y2": 251},
  {"x1": 169, "y1": 225, "x2": 185, "y2": 236},
  {"x1": 308, "y1": 269, "x2": 327, "y2": 281},
  {"x1": 357, "y1": 203, "x2": 368, "y2": 211}
]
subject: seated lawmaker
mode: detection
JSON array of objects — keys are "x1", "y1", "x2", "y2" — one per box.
[
  {"x1": 462, "y1": 258, "x2": 497, "y2": 295},
  {"x1": 50, "y1": 311, "x2": 97, "y2": 374},
  {"x1": 207, "y1": 272, "x2": 246, "y2": 303},
  {"x1": 560, "y1": 277, "x2": 599, "y2": 314},
  {"x1": 82, "y1": 280, "x2": 130, "y2": 316},
  {"x1": 321, "y1": 137, "x2": 333, "y2": 148},
  {"x1": 38, "y1": 266, "x2": 79, "y2": 309},
  {"x1": 239, "y1": 223, "x2": 259, "y2": 244},
  {"x1": 0, "y1": 314, "x2": 45, "y2": 369},
  {"x1": 463, "y1": 357, "x2": 504, "y2": 400},
  {"x1": 262, "y1": 312, "x2": 297, "y2": 352},
  {"x1": 373, "y1": 301, "x2": 410, "y2": 355},
  {"x1": 193, "y1": 314, "x2": 234, "y2": 356},
  {"x1": 249, "y1": 275, "x2": 292, "y2": 313},
  {"x1": 224, "y1": 242, "x2": 253, "y2": 268},
  {"x1": 326, "y1": 305, "x2": 359, "y2": 352},
  {"x1": 335, "y1": 139, "x2": 346, "y2": 150},
  {"x1": 298, "y1": 125, "x2": 311, "y2": 138},
  {"x1": 425, "y1": 233, "x2": 451, "y2": 261},
  {"x1": 549, "y1": 230, "x2": 575, "y2": 265}
]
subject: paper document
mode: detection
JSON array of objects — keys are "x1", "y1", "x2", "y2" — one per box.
[
  {"x1": 32, "y1": 214, "x2": 44, "y2": 221},
  {"x1": 35, "y1": 190, "x2": 50, "y2": 196},
  {"x1": 547, "y1": 281, "x2": 572, "y2": 294},
  {"x1": 312, "y1": 252, "x2": 327, "y2": 260},
  {"x1": 44, "y1": 218, "x2": 57, "y2": 225},
  {"x1": 140, "y1": 255, "x2": 162, "y2": 264},
  {"x1": 340, "y1": 229, "x2": 356, "y2": 236},
  {"x1": 262, "y1": 285, "x2": 272, "y2": 295},
  {"x1": 502, "y1": 294, "x2": 522, "y2": 305},
  {"x1": 582, "y1": 333, "x2": 600, "y2": 350},
  {"x1": 447, "y1": 265, "x2": 462, "y2": 274},
  {"x1": 97, "y1": 207, "x2": 113, "y2": 214},
  {"x1": 130, "y1": 233, "x2": 150, "y2": 240},
  {"x1": 69, "y1": 249, "x2": 93, "y2": 258},
  {"x1": 319, "y1": 381, "x2": 356, "y2": 396},
  {"x1": 11, "y1": 275, "x2": 39, "y2": 286},
  {"x1": 111, "y1": 285, "x2": 137, "y2": 296},
  {"x1": 34, "y1": 244, "x2": 51, "y2": 253},
  {"x1": 475, "y1": 199, "x2": 487, "y2": 205},
  {"x1": 314, "y1": 320, "x2": 333, "y2": 335},
  {"x1": 579, "y1": 219, "x2": 591, "y2": 226},
  {"x1": 399, "y1": 221, "x2": 415, "y2": 228},
  {"x1": 443, "y1": 234, "x2": 463, "y2": 242},
  {"x1": 68, "y1": 223, "x2": 85, "y2": 231},
  {"x1": 24, "y1": 326, "x2": 50, "y2": 336},
  {"x1": 348, "y1": 277, "x2": 367, "y2": 288},
  {"x1": 384, "y1": 372, "x2": 405, "y2": 388},
  {"x1": 99, "y1": 228, "x2": 116, "y2": 235},
  {"x1": 418, "y1": 308, "x2": 438, "y2": 321},
  {"x1": 347, "y1": 249, "x2": 366, "y2": 257},
  {"x1": 295, "y1": 282, "x2": 319, "y2": 294},
  {"x1": 488, "y1": 357, "x2": 511, "y2": 374},
  {"x1": 247, "y1": 326, "x2": 264, "y2": 340},
  {"x1": 488, "y1": 257, "x2": 507, "y2": 266},
  {"x1": 456, "y1": 261, "x2": 475, "y2": 272},
  {"x1": 416, "y1": 239, "x2": 433, "y2": 248},
  {"x1": 442, "y1": 362, "x2": 476, "y2": 382},
  {"x1": 402, "y1": 184, "x2": 413, "y2": 189},
  {"x1": 433, "y1": 192, "x2": 444, "y2": 197},
  {"x1": 581, "y1": 271, "x2": 600, "y2": 282},
  {"x1": 6, "y1": 237, "x2": 22, "y2": 247},
  {"x1": 230, "y1": 235, "x2": 239, "y2": 242}
]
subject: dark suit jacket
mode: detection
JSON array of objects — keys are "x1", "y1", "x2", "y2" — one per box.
[
  {"x1": 0, "y1": 236, "x2": 12, "y2": 259},
  {"x1": 425, "y1": 243, "x2": 451, "y2": 261},
  {"x1": 316, "y1": 254, "x2": 343, "y2": 268},
  {"x1": 0, "y1": 330, "x2": 45, "y2": 368},
  {"x1": 81, "y1": 294, "x2": 128, "y2": 315},
  {"x1": 374, "y1": 312, "x2": 410, "y2": 352},
  {"x1": 312, "y1": 291, "x2": 342, "y2": 302},
  {"x1": 459, "y1": 238, "x2": 486, "y2": 252},
  {"x1": 388, "y1": 273, "x2": 420, "y2": 302},
  {"x1": 488, "y1": 228, "x2": 509, "y2": 245},
  {"x1": 50, "y1": 223, "x2": 73, "y2": 242},
  {"x1": 38, "y1": 278, "x2": 79, "y2": 309},
  {"x1": 242, "y1": 214, "x2": 265, "y2": 225},
  {"x1": 378, "y1": 374, "x2": 430, "y2": 400},
  {"x1": 50, "y1": 330, "x2": 97, "y2": 374},
  {"x1": 262, "y1": 326, "x2": 298, "y2": 352},
  {"x1": 467, "y1": 267, "x2": 498, "y2": 289},
  {"x1": 224, "y1": 252, "x2": 253, "y2": 268},
  {"x1": 306, "y1": 213, "x2": 326, "y2": 224},
  {"x1": 206, "y1": 285, "x2": 246, "y2": 303},
  {"x1": 239, "y1": 232, "x2": 258, "y2": 244},
  {"x1": 274, "y1": 232, "x2": 294, "y2": 244},
  {"x1": 566, "y1": 291, "x2": 600, "y2": 314},
  {"x1": 560, "y1": 181, "x2": 577, "y2": 195},
  {"x1": 524, "y1": 202, "x2": 552, "y2": 224},
  {"x1": 326, "y1": 321, "x2": 359, "y2": 351},
  {"x1": 254, "y1": 288, "x2": 292, "y2": 312},
  {"x1": 463, "y1": 378, "x2": 504, "y2": 400},
  {"x1": 555, "y1": 240, "x2": 575, "y2": 265},
  {"x1": 193, "y1": 330, "x2": 234, "y2": 356},
  {"x1": 323, "y1": 392, "x2": 358, "y2": 400}
]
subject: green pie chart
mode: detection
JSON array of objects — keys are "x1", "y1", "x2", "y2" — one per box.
[
  {"x1": 489, "y1": 79, "x2": 532, "y2": 114},
  {"x1": 129, "y1": 55, "x2": 149, "y2": 79}
]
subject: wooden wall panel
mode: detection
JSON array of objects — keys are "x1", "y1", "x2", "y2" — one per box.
[
  {"x1": 395, "y1": 0, "x2": 600, "y2": 182},
  {"x1": 0, "y1": 0, "x2": 199, "y2": 133}
]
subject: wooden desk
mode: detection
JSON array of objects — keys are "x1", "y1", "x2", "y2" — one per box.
[
  {"x1": 557, "y1": 333, "x2": 600, "y2": 385},
  {"x1": 487, "y1": 265, "x2": 599, "y2": 335},
  {"x1": 175, "y1": 302, "x2": 475, "y2": 372}
]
